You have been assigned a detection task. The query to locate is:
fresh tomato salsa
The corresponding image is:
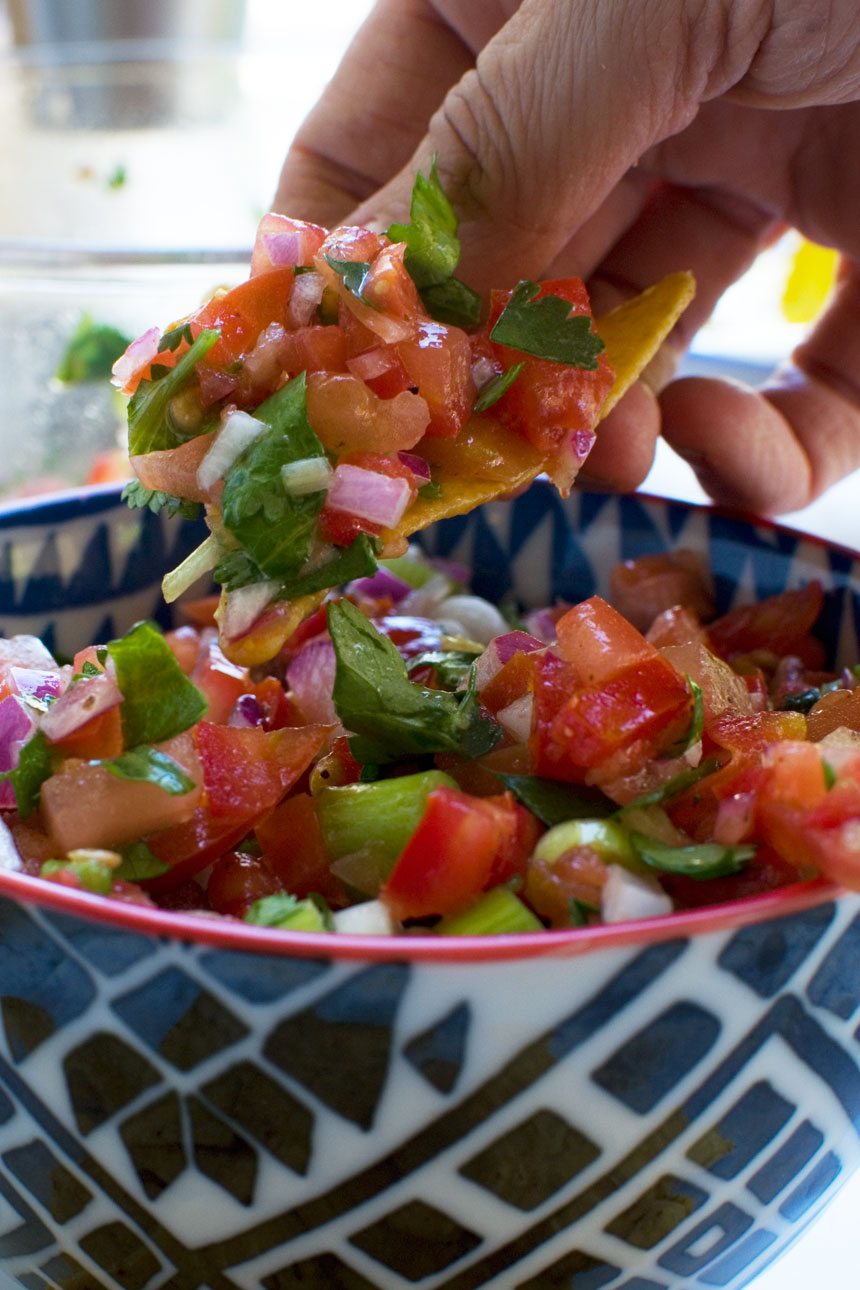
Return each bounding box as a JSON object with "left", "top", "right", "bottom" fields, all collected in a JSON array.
[
  {"left": 0, "top": 547, "right": 856, "bottom": 937},
  {"left": 111, "top": 162, "right": 693, "bottom": 668}
]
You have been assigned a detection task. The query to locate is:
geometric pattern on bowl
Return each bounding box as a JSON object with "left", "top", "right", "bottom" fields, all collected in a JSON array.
[
  {"left": 0, "top": 893, "right": 858, "bottom": 1289},
  {"left": 0, "top": 481, "right": 858, "bottom": 1288}
]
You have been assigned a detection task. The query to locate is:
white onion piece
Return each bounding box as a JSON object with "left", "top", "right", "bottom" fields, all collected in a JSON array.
[
  {"left": 326, "top": 464, "right": 412, "bottom": 528},
  {"left": 41, "top": 673, "right": 123, "bottom": 744},
  {"left": 286, "top": 638, "right": 337, "bottom": 724},
  {"left": 281, "top": 457, "right": 333, "bottom": 497},
  {"left": 111, "top": 326, "right": 160, "bottom": 389},
  {"left": 197, "top": 410, "right": 266, "bottom": 491},
  {"left": 347, "top": 347, "right": 397, "bottom": 381},
  {"left": 471, "top": 355, "right": 498, "bottom": 390},
  {"left": 0, "top": 635, "right": 59, "bottom": 670},
  {"left": 713, "top": 791, "right": 756, "bottom": 846},
  {"left": 400, "top": 573, "right": 454, "bottom": 617},
  {"left": 0, "top": 815, "right": 21, "bottom": 871},
  {"left": 601, "top": 865, "right": 673, "bottom": 924},
  {"left": 496, "top": 693, "right": 534, "bottom": 743},
  {"left": 333, "top": 899, "right": 398, "bottom": 936},
  {"left": 287, "top": 272, "right": 326, "bottom": 326},
  {"left": 220, "top": 581, "right": 276, "bottom": 642},
  {"left": 434, "top": 595, "right": 511, "bottom": 646}
]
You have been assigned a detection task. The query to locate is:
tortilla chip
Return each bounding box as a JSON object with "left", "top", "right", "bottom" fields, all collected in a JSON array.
[{"left": 220, "top": 271, "right": 695, "bottom": 665}]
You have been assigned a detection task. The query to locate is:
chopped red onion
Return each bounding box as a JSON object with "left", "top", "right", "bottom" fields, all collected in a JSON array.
[
  {"left": 10, "top": 667, "right": 63, "bottom": 709},
  {"left": 262, "top": 230, "right": 303, "bottom": 266},
  {"left": 41, "top": 673, "right": 123, "bottom": 744},
  {"left": 287, "top": 272, "right": 325, "bottom": 326},
  {"left": 0, "top": 695, "right": 35, "bottom": 809},
  {"left": 396, "top": 452, "right": 431, "bottom": 483},
  {"left": 428, "top": 556, "right": 471, "bottom": 585},
  {"left": 474, "top": 631, "right": 544, "bottom": 691},
  {"left": 227, "top": 694, "right": 266, "bottom": 728},
  {"left": 496, "top": 692, "right": 534, "bottom": 743},
  {"left": 523, "top": 607, "right": 560, "bottom": 644},
  {"left": 326, "top": 464, "right": 412, "bottom": 528},
  {"left": 286, "top": 638, "right": 337, "bottom": 724},
  {"left": 111, "top": 326, "right": 160, "bottom": 389},
  {"left": 713, "top": 791, "right": 756, "bottom": 846},
  {"left": 348, "top": 568, "right": 413, "bottom": 604}
]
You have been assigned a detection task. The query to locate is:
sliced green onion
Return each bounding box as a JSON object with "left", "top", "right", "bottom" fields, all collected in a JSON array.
[
  {"left": 436, "top": 887, "right": 543, "bottom": 936},
  {"left": 533, "top": 817, "right": 636, "bottom": 866},
  {"left": 161, "top": 533, "right": 222, "bottom": 603},
  {"left": 244, "top": 893, "right": 329, "bottom": 931},
  {"left": 281, "top": 456, "right": 334, "bottom": 497},
  {"left": 316, "top": 770, "right": 457, "bottom": 868}
]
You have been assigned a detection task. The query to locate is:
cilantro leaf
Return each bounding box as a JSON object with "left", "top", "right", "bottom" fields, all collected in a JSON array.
[
  {"left": 219, "top": 373, "right": 328, "bottom": 586},
  {"left": 323, "top": 255, "right": 373, "bottom": 302},
  {"left": 114, "top": 840, "right": 170, "bottom": 882},
  {"left": 121, "top": 479, "right": 200, "bottom": 520},
  {"left": 626, "top": 755, "right": 723, "bottom": 808},
  {"left": 490, "top": 280, "right": 605, "bottom": 367},
  {"left": 55, "top": 314, "right": 132, "bottom": 383},
  {"left": 387, "top": 157, "right": 460, "bottom": 290},
  {"left": 108, "top": 621, "right": 206, "bottom": 748},
  {"left": 328, "top": 598, "right": 500, "bottom": 765},
  {"left": 473, "top": 363, "right": 524, "bottom": 412},
  {"left": 99, "top": 746, "right": 196, "bottom": 795},
  {"left": 419, "top": 277, "right": 482, "bottom": 327},
  {"left": 0, "top": 731, "right": 53, "bottom": 818},
  {"left": 127, "top": 327, "right": 220, "bottom": 457},
  {"left": 498, "top": 773, "right": 615, "bottom": 826},
  {"left": 405, "top": 650, "right": 481, "bottom": 690},
  {"left": 630, "top": 832, "right": 756, "bottom": 880}
]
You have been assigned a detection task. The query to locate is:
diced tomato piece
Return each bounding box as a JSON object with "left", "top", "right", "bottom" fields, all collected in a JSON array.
[
  {"left": 555, "top": 596, "right": 656, "bottom": 684},
  {"left": 179, "top": 596, "right": 220, "bottom": 629},
  {"left": 250, "top": 214, "right": 328, "bottom": 276},
  {"left": 145, "top": 810, "right": 259, "bottom": 891},
  {"left": 486, "top": 278, "right": 615, "bottom": 462},
  {"left": 195, "top": 721, "right": 329, "bottom": 818},
  {"left": 193, "top": 266, "right": 297, "bottom": 368},
  {"left": 661, "top": 849, "right": 801, "bottom": 910},
  {"left": 381, "top": 785, "right": 511, "bottom": 921},
  {"left": 307, "top": 372, "right": 429, "bottom": 455},
  {"left": 479, "top": 649, "right": 537, "bottom": 714},
  {"left": 524, "top": 845, "right": 609, "bottom": 928},
  {"left": 48, "top": 704, "right": 124, "bottom": 761},
  {"left": 192, "top": 638, "right": 254, "bottom": 724},
  {"left": 707, "top": 582, "right": 825, "bottom": 667},
  {"left": 484, "top": 793, "right": 543, "bottom": 887},
  {"left": 165, "top": 626, "right": 202, "bottom": 675},
  {"left": 370, "top": 613, "right": 444, "bottom": 660},
  {"left": 130, "top": 432, "right": 217, "bottom": 504},
  {"left": 207, "top": 850, "right": 283, "bottom": 917},
  {"left": 277, "top": 324, "right": 348, "bottom": 376},
  {"left": 395, "top": 320, "right": 475, "bottom": 437},
  {"left": 255, "top": 792, "right": 347, "bottom": 906},
  {"left": 609, "top": 550, "right": 715, "bottom": 633}
]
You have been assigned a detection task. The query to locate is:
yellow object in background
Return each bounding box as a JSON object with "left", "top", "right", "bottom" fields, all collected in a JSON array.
[{"left": 782, "top": 238, "right": 839, "bottom": 323}]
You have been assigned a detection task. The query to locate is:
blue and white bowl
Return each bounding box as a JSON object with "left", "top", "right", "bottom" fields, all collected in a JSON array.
[{"left": 0, "top": 481, "right": 857, "bottom": 1290}]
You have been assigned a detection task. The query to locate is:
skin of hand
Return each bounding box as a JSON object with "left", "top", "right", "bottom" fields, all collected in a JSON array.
[{"left": 273, "top": 0, "right": 860, "bottom": 515}]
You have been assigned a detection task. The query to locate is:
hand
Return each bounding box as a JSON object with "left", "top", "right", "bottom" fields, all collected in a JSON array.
[{"left": 274, "top": 0, "right": 860, "bottom": 514}]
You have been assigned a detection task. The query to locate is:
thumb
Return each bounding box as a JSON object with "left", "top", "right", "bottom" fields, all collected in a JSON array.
[{"left": 348, "top": 0, "right": 770, "bottom": 293}]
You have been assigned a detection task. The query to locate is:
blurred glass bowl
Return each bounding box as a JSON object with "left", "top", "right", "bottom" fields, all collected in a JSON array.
[{"left": 0, "top": 248, "right": 247, "bottom": 505}]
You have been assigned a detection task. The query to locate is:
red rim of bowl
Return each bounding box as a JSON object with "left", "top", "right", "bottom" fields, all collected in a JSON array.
[{"left": 0, "top": 866, "right": 843, "bottom": 963}]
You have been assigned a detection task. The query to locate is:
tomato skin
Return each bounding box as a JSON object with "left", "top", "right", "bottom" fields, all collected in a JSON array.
[
  {"left": 555, "top": 596, "right": 655, "bottom": 684},
  {"left": 381, "top": 785, "right": 509, "bottom": 921},
  {"left": 255, "top": 792, "right": 347, "bottom": 906},
  {"left": 395, "top": 320, "right": 475, "bottom": 438},
  {"left": 207, "top": 850, "right": 282, "bottom": 917},
  {"left": 707, "top": 582, "right": 825, "bottom": 667},
  {"left": 277, "top": 325, "right": 348, "bottom": 376},
  {"left": 195, "top": 722, "right": 330, "bottom": 818},
  {"left": 48, "top": 705, "right": 124, "bottom": 761},
  {"left": 486, "top": 278, "right": 614, "bottom": 458},
  {"left": 192, "top": 638, "right": 254, "bottom": 724},
  {"left": 193, "top": 266, "right": 297, "bottom": 368}
]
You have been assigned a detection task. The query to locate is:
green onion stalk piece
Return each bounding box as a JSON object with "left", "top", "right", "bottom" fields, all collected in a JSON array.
[
  {"left": 533, "top": 817, "right": 637, "bottom": 867},
  {"left": 436, "top": 886, "right": 543, "bottom": 936},
  {"left": 244, "top": 893, "right": 329, "bottom": 931},
  {"left": 315, "top": 770, "right": 457, "bottom": 868}
]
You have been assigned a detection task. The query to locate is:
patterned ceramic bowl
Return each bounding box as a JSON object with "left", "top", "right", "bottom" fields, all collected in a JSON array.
[{"left": 0, "top": 482, "right": 858, "bottom": 1290}]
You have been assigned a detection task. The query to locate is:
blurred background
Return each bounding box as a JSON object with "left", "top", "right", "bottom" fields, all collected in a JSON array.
[{"left": 0, "top": 4, "right": 857, "bottom": 1289}]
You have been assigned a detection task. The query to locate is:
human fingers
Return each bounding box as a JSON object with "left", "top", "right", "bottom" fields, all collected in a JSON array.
[
  {"left": 659, "top": 263, "right": 860, "bottom": 513},
  {"left": 346, "top": 0, "right": 773, "bottom": 294},
  {"left": 273, "top": 0, "right": 483, "bottom": 226}
]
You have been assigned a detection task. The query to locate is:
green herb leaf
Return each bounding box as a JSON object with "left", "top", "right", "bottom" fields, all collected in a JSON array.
[
  {"left": 121, "top": 479, "right": 200, "bottom": 520},
  {"left": 0, "top": 731, "right": 53, "bottom": 818},
  {"left": 498, "top": 773, "right": 615, "bottom": 826},
  {"left": 328, "top": 598, "right": 500, "bottom": 765},
  {"left": 387, "top": 157, "right": 460, "bottom": 290},
  {"left": 55, "top": 314, "right": 132, "bottom": 383},
  {"left": 473, "top": 363, "right": 524, "bottom": 412},
  {"left": 277, "top": 533, "right": 381, "bottom": 600},
  {"left": 419, "top": 277, "right": 482, "bottom": 327},
  {"left": 219, "top": 373, "right": 328, "bottom": 587},
  {"left": 406, "top": 650, "right": 481, "bottom": 691},
  {"left": 127, "top": 327, "right": 220, "bottom": 456},
  {"left": 323, "top": 255, "right": 373, "bottom": 301},
  {"left": 108, "top": 621, "right": 206, "bottom": 748},
  {"left": 418, "top": 480, "right": 443, "bottom": 500},
  {"left": 665, "top": 676, "right": 704, "bottom": 757},
  {"left": 114, "top": 840, "right": 170, "bottom": 881},
  {"left": 630, "top": 832, "right": 756, "bottom": 880},
  {"left": 107, "top": 162, "right": 127, "bottom": 190},
  {"left": 490, "top": 280, "right": 605, "bottom": 367},
  {"left": 98, "top": 746, "right": 196, "bottom": 795}
]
